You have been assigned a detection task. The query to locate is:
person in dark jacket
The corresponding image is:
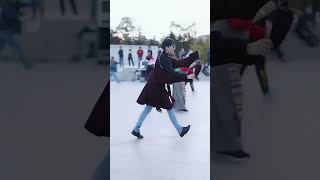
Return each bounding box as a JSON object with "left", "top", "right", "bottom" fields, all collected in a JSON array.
[
  {"left": 211, "top": 0, "right": 291, "bottom": 159},
  {"left": 128, "top": 48, "right": 134, "bottom": 66},
  {"left": 118, "top": 46, "right": 124, "bottom": 68},
  {"left": 131, "top": 38, "right": 200, "bottom": 139}
]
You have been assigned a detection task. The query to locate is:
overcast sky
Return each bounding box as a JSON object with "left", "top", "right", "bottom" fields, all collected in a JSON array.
[{"left": 111, "top": 0, "right": 210, "bottom": 40}]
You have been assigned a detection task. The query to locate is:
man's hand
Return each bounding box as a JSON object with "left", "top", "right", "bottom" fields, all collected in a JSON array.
[
  {"left": 246, "top": 39, "right": 274, "bottom": 56},
  {"left": 189, "top": 60, "right": 200, "bottom": 68},
  {"left": 187, "top": 73, "right": 196, "bottom": 79},
  {"left": 252, "top": 0, "right": 277, "bottom": 23}
]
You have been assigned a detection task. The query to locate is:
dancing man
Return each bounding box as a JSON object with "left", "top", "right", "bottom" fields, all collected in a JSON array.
[{"left": 131, "top": 38, "right": 201, "bottom": 138}]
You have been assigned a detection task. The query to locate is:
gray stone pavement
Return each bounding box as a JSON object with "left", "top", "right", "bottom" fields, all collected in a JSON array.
[
  {"left": 213, "top": 57, "right": 320, "bottom": 179},
  {"left": 110, "top": 81, "right": 210, "bottom": 180}
]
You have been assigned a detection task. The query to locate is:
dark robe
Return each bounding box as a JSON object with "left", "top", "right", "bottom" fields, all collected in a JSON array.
[
  {"left": 137, "top": 51, "right": 199, "bottom": 111},
  {"left": 85, "top": 82, "right": 109, "bottom": 137}
]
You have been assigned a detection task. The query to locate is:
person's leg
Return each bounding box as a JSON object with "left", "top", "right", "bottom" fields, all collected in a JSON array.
[
  {"left": 0, "top": 33, "right": 7, "bottom": 51},
  {"left": 59, "top": 0, "right": 65, "bottom": 15},
  {"left": 212, "top": 65, "right": 243, "bottom": 152},
  {"left": 255, "top": 58, "right": 269, "bottom": 94},
  {"left": 189, "top": 79, "right": 194, "bottom": 91},
  {"left": 173, "top": 83, "right": 182, "bottom": 110},
  {"left": 228, "top": 64, "right": 243, "bottom": 122},
  {"left": 133, "top": 105, "right": 153, "bottom": 132},
  {"left": 166, "top": 109, "right": 182, "bottom": 134},
  {"left": 128, "top": 57, "right": 131, "bottom": 66},
  {"left": 39, "top": 0, "right": 45, "bottom": 16},
  {"left": 174, "top": 82, "right": 186, "bottom": 110},
  {"left": 274, "top": 48, "right": 284, "bottom": 59},
  {"left": 5, "top": 32, "right": 33, "bottom": 69},
  {"left": 92, "top": 155, "right": 108, "bottom": 180},
  {"left": 90, "top": 0, "right": 98, "bottom": 19},
  {"left": 138, "top": 57, "right": 141, "bottom": 69},
  {"left": 110, "top": 71, "right": 120, "bottom": 83},
  {"left": 115, "top": 73, "right": 120, "bottom": 83},
  {"left": 70, "top": 0, "right": 78, "bottom": 15},
  {"left": 119, "top": 57, "right": 123, "bottom": 68},
  {"left": 131, "top": 57, "right": 134, "bottom": 66},
  {"left": 110, "top": 72, "right": 114, "bottom": 81},
  {"left": 182, "top": 82, "right": 186, "bottom": 108},
  {"left": 121, "top": 57, "right": 124, "bottom": 67},
  {"left": 0, "top": 34, "right": 8, "bottom": 60},
  {"left": 240, "top": 65, "right": 247, "bottom": 76}
]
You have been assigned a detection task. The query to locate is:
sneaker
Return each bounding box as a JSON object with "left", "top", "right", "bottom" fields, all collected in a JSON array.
[
  {"left": 216, "top": 150, "right": 250, "bottom": 159},
  {"left": 179, "top": 125, "right": 191, "bottom": 137},
  {"left": 131, "top": 130, "right": 143, "bottom": 139}
]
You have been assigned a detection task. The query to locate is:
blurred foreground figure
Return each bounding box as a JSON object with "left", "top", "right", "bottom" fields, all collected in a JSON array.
[
  {"left": 212, "top": 0, "right": 292, "bottom": 159},
  {"left": 0, "top": 0, "right": 34, "bottom": 69}
]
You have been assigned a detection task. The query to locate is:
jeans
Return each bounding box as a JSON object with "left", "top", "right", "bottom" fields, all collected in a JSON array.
[
  {"left": 0, "top": 31, "right": 32, "bottom": 69},
  {"left": 133, "top": 105, "right": 182, "bottom": 134},
  {"left": 110, "top": 71, "right": 120, "bottom": 83}
]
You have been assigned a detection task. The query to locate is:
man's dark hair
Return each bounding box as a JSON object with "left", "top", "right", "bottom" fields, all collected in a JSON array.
[{"left": 161, "top": 38, "right": 175, "bottom": 50}]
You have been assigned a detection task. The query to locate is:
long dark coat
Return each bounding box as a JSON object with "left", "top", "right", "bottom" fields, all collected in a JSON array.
[
  {"left": 137, "top": 51, "right": 200, "bottom": 111},
  {"left": 85, "top": 82, "right": 109, "bottom": 137}
]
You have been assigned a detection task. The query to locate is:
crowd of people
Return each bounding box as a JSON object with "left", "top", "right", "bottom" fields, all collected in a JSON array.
[
  {"left": 116, "top": 45, "right": 161, "bottom": 68},
  {"left": 110, "top": 45, "right": 159, "bottom": 83}
]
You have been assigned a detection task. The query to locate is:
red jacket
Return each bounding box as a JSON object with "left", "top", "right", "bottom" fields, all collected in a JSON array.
[
  {"left": 137, "top": 49, "right": 144, "bottom": 57},
  {"left": 228, "top": 18, "right": 266, "bottom": 41}
]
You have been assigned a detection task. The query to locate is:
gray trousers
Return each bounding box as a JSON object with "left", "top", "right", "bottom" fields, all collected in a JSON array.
[
  {"left": 173, "top": 82, "right": 186, "bottom": 110},
  {"left": 212, "top": 65, "right": 242, "bottom": 152}
]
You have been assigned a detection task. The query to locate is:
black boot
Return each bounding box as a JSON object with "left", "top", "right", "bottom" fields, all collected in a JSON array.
[
  {"left": 216, "top": 150, "right": 250, "bottom": 159},
  {"left": 131, "top": 130, "right": 143, "bottom": 139},
  {"left": 179, "top": 125, "right": 191, "bottom": 137}
]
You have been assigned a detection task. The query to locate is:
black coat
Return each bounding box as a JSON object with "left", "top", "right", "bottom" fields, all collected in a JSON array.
[
  {"left": 85, "top": 82, "right": 109, "bottom": 137},
  {"left": 137, "top": 51, "right": 199, "bottom": 111}
]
